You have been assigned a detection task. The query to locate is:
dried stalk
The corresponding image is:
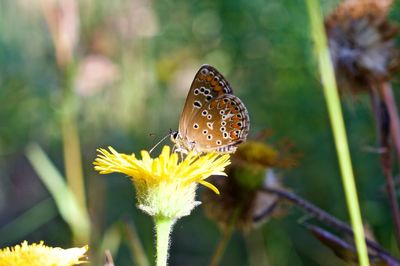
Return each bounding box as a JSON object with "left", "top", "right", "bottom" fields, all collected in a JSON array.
[{"left": 259, "top": 186, "right": 400, "bottom": 265}]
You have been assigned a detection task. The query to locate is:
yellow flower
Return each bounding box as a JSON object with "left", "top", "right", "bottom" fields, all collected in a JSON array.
[
  {"left": 0, "top": 241, "right": 88, "bottom": 266},
  {"left": 94, "top": 145, "right": 230, "bottom": 219}
]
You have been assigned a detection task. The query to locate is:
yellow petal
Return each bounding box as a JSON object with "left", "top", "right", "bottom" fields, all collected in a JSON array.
[{"left": 199, "top": 180, "right": 220, "bottom": 195}]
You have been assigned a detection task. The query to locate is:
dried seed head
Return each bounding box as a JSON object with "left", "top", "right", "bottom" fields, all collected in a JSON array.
[
  {"left": 325, "top": 0, "right": 400, "bottom": 93},
  {"left": 202, "top": 140, "right": 295, "bottom": 231}
]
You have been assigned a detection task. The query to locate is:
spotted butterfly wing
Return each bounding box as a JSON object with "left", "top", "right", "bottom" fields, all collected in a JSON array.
[{"left": 174, "top": 64, "right": 250, "bottom": 154}]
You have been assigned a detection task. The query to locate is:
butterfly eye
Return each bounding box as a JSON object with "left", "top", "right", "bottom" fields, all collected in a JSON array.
[
  {"left": 203, "top": 130, "right": 208, "bottom": 135},
  {"left": 194, "top": 89, "right": 200, "bottom": 95},
  {"left": 223, "top": 132, "right": 229, "bottom": 139},
  {"left": 200, "top": 87, "right": 205, "bottom": 93},
  {"left": 207, "top": 114, "right": 212, "bottom": 120},
  {"left": 206, "top": 95, "right": 212, "bottom": 101},
  {"left": 207, "top": 135, "right": 213, "bottom": 140},
  {"left": 220, "top": 127, "right": 226, "bottom": 132},
  {"left": 219, "top": 110, "right": 225, "bottom": 115},
  {"left": 221, "top": 121, "right": 226, "bottom": 126},
  {"left": 216, "top": 140, "right": 222, "bottom": 145},
  {"left": 193, "top": 123, "right": 199, "bottom": 129},
  {"left": 202, "top": 110, "right": 208, "bottom": 116},
  {"left": 171, "top": 131, "right": 179, "bottom": 140},
  {"left": 223, "top": 98, "right": 229, "bottom": 103}
]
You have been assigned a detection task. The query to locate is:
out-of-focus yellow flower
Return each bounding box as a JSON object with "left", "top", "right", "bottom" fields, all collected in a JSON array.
[
  {"left": 94, "top": 145, "right": 230, "bottom": 219},
  {"left": 231, "top": 140, "right": 299, "bottom": 190},
  {"left": 0, "top": 241, "right": 88, "bottom": 266},
  {"left": 203, "top": 140, "right": 298, "bottom": 230}
]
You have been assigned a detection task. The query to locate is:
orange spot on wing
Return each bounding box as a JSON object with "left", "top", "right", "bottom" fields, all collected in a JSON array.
[
  {"left": 213, "top": 84, "right": 222, "bottom": 91},
  {"left": 231, "top": 116, "right": 240, "bottom": 121},
  {"left": 232, "top": 123, "right": 241, "bottom": 129},
  {"left": 210, "top": 101, "right": 218, "bottom": 108},
  {"left": 230, "top": 131, "right": 239, "bottom": 140},
  {"left": 219, "top": 102, "right": 227, "bottom": 108}
]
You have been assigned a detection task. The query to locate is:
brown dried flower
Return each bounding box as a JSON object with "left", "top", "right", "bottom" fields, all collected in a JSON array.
[
  {"left": 202, "top": 140, "right": 298, "bottom": 231},
  {"left": 325, "top": 0, "right": 399, "bottom": 93}
]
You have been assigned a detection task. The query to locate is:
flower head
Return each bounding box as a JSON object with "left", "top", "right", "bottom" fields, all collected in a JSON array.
[
  {"left": 94, "top": 145, "right": 230, "bottom": 219},
  {"left": 203, "top": 140, "right": 296, "bottom": 231},
  {"left": 0, "top": 241, "right": 88, "bottom": 266},
  {"left": 325, "top": 0, "right": 400, "bottom": 93}
]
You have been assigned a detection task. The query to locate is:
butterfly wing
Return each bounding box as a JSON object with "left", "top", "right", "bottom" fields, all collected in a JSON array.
[
  {"left": 178, "top": 65, "right": 250, "bottom": 153},
  {"left": 188, "top": 94, "right": 250, "bottom": 153},
  {"left": 178, "top": 64, "right": 233, "bottom": 136}
]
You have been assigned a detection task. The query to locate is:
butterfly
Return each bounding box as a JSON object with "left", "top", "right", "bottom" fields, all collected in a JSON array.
[{"left": 171, "top": 64, "right": 250, "bottom": 154}]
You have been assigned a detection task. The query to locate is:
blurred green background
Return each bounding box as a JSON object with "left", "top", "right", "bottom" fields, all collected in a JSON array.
[{"left": 1, "top": 0, "right": 399, "bottom": 265}]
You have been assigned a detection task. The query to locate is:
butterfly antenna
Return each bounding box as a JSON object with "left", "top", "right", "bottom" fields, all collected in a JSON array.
[{"left": 149, "top": 132, "right": 174, "bottom": 154}]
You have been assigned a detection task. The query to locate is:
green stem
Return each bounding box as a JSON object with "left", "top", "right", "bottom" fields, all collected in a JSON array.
[
  {"left": 305, "top": 1, "right": 370, "bottom": 266},
  {"left": 209, "top": 207, "right": 241, "bottom": 266},
  {"left": 155, "top": 216, "right": 175, "bottom": 266}
]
